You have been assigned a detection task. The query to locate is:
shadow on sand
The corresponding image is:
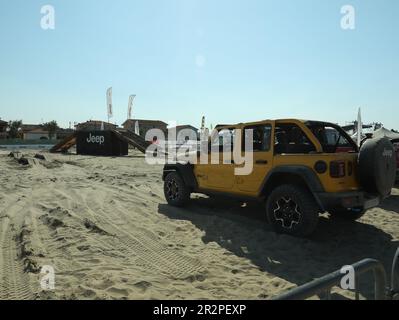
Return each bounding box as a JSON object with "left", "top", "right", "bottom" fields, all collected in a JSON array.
[
  {"left": 379, "top": 195, "right": 399, "bottom": 214},
  {"left": 158, "top": 195, "right": 399, "bottom": 300}
]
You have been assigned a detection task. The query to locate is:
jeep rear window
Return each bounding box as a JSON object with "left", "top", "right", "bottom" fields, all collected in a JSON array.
[{"left": 307, "top": 124, "right": 355, "bottom": 153}]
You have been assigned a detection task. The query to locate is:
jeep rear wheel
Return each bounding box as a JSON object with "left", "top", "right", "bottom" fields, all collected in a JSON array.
[
  {"left": 266, "top": 185, "right": 319, "bottom": 237},
  {"left": 164, "top": 172, "right": 190, "bottom": 207}
]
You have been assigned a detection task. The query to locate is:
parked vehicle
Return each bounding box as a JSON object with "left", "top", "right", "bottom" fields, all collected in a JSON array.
[{"left": 163, "top": 119, "right": 396, "bottom": 237}]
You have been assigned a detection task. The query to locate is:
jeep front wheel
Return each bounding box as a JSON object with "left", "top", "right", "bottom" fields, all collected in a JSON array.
[
  {"left": 164, "top": 172, "right": 190, "bottom": 207},
  {"left": 266, "top": 185, "right": 319, "bottom": 237}
]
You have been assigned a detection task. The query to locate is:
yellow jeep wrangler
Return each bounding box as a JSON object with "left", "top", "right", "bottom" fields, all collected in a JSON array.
[{"left": 163, "top": 119, "right": 396, "bottom": 237}]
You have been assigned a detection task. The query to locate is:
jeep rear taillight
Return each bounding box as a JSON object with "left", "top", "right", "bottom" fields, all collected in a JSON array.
[{"left": 330, "top": 161, "right": 346, "bottom": 178}]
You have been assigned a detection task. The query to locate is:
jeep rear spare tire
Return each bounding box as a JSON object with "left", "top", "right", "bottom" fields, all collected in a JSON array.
[
  {"left": 164, "top": 172, "right": 190, "bottom": 207},
  {"left": 358, "top": 137, "right": 396, "bottom": 197},
  {"left": 266, "top": 185, "right": 319, "bottom": 237}
]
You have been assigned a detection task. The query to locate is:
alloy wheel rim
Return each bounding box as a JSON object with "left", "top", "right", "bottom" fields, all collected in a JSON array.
[
  {"left": 166, "top": 179, "right": 180, "bottom": 201},
  {"left": 273, "top": 197, "right": 301, "bottom": 229}
]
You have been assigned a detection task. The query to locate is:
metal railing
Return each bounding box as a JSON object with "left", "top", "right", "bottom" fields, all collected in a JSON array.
[
  {"left": 274, "top": 248, "right": 399, "bottom": 300},
  {"left": 389, "top": 247, "right": 399, "bottom": 299}
]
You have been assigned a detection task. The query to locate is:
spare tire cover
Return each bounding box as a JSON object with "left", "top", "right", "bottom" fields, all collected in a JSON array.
[{"left": 358, "top": 137, "right": 396, "bottom": 197}]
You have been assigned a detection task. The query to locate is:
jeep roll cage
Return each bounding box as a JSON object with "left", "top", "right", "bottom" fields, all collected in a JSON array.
[{"left": 214, "top": 119, "right": 359, "bottom": 154}]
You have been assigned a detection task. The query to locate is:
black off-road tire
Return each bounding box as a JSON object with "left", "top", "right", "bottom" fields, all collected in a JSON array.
[
  {"left": 329, "top": 208, "right": 366, "bottom": 221},
  {"left": 164, "top": 172, "right": 190, "bottom": 207},
  {"left": 266, "top": 185, "right": 319, "bottom": 237}
]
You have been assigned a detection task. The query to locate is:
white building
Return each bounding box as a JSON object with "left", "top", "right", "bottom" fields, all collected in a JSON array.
[{"left": 23, "top": 129, "right": 56, "bottom": 140}]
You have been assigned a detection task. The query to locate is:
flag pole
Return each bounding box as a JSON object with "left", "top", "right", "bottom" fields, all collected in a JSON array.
[{"left": 357, "top": 107, "right": 362, "bottom": 147}]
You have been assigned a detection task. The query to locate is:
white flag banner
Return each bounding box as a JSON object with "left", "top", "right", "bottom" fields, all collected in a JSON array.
[
  {"left": 135, "top": 121, "right": 140, "bottom": 135},
  {"left": 107, "top": 87, "right": 113, "bottom": 119},
  {"left": 128, "top": 95, "right": 136, "bottom": 119}
]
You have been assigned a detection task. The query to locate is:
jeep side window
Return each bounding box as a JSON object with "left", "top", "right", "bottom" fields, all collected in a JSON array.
[
  {"left": 210, "top": 128, "right": 235, "bottom": 152},
  {"left": 274, "top": 124, "right": 316, "bottom": 154},
  {"left": 242, "top": 125, "right": 272, "bottom": 152}
]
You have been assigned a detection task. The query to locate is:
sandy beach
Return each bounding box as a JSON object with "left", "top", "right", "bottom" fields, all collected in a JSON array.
[{"left": 0, "top": 149, "right": 398, "bottom": 300}]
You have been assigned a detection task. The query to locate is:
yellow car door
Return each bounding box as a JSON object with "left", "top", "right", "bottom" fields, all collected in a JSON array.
[
  {"left": 235, "top": 122, "right": 274, "bottom": 195},
  {"left": 195, "top": 128, "right": 236, "bottom": 191}
]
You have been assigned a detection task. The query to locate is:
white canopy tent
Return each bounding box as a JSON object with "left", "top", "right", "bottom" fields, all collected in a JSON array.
[
  {"left": 372, "top": 128, "right": 399, "bottom": 141},
  {"left": 352, "top": 127, "right": 399, "bottom": 144}
]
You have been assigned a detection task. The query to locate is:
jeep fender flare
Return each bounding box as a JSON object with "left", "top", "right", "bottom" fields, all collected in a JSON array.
[
  {"left": 163, "top": 163, "right": 198, "bottom": 190},
  {"left": 259, "top": 166, "right": 325, "bottom": 211}
]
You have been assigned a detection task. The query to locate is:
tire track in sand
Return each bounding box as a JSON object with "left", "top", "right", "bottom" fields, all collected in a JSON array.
[
  {"left": 55, "top": 187, "right": 205, "bottom": 280},
  {"left": 0, "top": 218, "right": 34, "bottom": 300}
]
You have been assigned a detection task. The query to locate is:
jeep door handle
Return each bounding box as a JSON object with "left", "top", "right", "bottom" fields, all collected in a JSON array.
[{"left": 256, "top": 160, "right": 268, "bottom": 165}]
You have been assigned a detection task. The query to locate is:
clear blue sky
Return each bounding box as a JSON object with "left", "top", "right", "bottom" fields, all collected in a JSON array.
[{"left": 0, "top": 0, "right": 398, "bottom": 129}]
